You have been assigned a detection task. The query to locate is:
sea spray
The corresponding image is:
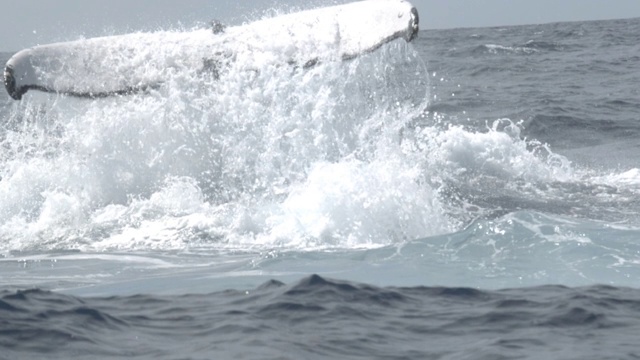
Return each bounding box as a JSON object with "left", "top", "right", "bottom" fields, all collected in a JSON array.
[{"left": 0, "top": 37, "right": 446, "bottom": 253}]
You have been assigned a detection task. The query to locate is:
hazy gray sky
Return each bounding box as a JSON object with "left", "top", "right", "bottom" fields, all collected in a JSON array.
[{"left": 2, "top": 0, "right": 640, "bottom": 51}]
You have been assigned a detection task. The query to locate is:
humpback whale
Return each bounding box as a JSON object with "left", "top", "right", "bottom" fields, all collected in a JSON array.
[{"left": 4, "top": 0, "right": 419, "bottom": 100}]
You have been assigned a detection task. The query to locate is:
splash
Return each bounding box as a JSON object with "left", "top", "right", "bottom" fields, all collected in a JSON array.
[
  {"left": 5, "top": 21, "right": 638, "bottom": 256},
  {"left": 0, "top": 27, "right": 457, "bottom": 253}
]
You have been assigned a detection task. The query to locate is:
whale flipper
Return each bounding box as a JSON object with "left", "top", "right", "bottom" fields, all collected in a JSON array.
[{"left": 4, "top": 0, "right": 419, "bottom": 100}]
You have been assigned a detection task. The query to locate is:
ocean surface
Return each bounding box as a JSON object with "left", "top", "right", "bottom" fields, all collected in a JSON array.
[{"left": 2, "top": 11, "right": 640, "bottom": 359}]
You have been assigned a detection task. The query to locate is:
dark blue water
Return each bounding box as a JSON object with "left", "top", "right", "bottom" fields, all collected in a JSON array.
[
  {"left": 3, "top": 275, "right": 640, "bottom": 359},
  {"left": 2, "top": 15, "right": 640, "bottom": 360},
  {"left": 424, "top": 17, "right": 640, "bottom": 168}
]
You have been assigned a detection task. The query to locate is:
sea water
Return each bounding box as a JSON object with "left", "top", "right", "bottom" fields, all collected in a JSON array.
[{"left": 1, "top": 14, "right": 640, "bottom": 360}]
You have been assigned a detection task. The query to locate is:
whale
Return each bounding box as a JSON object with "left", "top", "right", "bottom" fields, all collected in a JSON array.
[{"left": 4, "top": 0, "right": 419, "bottom": 100}]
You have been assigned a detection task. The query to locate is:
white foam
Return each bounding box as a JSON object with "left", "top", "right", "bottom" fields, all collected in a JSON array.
[
  {"left": 6, "top": 21, "right": 636, "bottom": 256},
  {"left": 416, "top": 120, "right": 575, "bottom": 184},
  {"left": 262, "top": 159, "right": 453, "bottom": 248},
  {"left": 0, "top": 30, "right": 438, "bottom": 254}
]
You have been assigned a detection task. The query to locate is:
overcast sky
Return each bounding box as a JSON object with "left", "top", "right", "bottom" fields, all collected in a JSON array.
[{"left": 2, "top": 0, "right": 640, "bottom": 51}]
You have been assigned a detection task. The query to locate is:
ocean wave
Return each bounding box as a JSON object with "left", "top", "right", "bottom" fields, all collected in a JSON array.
[
  {"left": 470, "top": 40, "right": 567, "bottom": 56},
  {"left": 473, "top": 43, "right": 539, "bottom": 55},
  {"left": 2, "top": 276, "right": 640, "bottom": 359}
]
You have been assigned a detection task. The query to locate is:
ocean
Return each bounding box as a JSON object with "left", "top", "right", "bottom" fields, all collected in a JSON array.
[{"left": 2, "top": 13, "right": 640, "bottom": 360}]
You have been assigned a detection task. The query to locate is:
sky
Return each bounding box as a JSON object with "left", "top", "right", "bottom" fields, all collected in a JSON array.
[{"left": 2, "top": 0, "right": 640, "bottom": 51}]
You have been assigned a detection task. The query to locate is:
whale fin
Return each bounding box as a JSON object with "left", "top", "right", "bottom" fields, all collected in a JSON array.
[{"left": 4, "top": 0, "right": 419, "bottom": 100}]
